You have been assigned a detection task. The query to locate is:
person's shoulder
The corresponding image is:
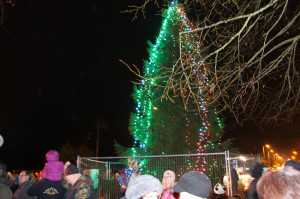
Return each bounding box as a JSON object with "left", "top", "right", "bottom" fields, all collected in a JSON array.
[
  {"left": 75, "top": 181, "right": 92, "bottom": 199},
  {"left": 79, "top": 175, "right": 93, "bottom": 184}
]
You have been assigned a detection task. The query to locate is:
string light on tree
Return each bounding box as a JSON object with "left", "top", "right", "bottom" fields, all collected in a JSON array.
[{"left": 121, "top": 1, "right": 224, "bottom": 175}]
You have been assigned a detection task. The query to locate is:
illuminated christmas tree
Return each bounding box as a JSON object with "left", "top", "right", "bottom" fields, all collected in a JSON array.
[{"left": 121, "top": 1, "right": 224, "bottom": 168}]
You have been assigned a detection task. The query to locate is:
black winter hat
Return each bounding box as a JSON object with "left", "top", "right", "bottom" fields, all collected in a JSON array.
[
  {"left": 284, "top": 160, "right": 300, "bottom": 170},
  {"left": 250, "top": 162, "right": 263, "bottom": 179},
  {"left": 173, "top": 171, "right": 212, "bottom": 198},
  {"left": 64, "top": 164, "right": 80, "bottom": 176}
]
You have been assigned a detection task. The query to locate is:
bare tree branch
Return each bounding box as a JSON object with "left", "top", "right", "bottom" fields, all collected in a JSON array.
[{"left": 122, "top": 0, "right": 300, "bottom": 127}]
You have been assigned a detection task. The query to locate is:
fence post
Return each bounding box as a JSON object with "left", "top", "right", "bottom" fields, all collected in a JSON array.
[
  {"left": 225, "top": 150, "right": 232, "bottom": 197},
  {"left": 77, "top": 155, "right": 80, "bottom": 168}
]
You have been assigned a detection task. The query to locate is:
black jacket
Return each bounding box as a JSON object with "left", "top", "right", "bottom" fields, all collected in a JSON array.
[
  {"left": 13, "top": 181, "right": 36, "bottom": 199},
  {"left": 27, "top": 179, "right": 66, "bottom": 199}
]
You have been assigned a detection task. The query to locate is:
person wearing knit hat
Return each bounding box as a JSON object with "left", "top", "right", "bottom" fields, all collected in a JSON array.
[
  {"left": 27, "top": 154, "right": 66, "bottom": 199},
  {"left": 41, "top": 150, "right": 65, "bottom": 181},
  {"left": 284, "top": 160, "right": 300, "bottom": 170},
  {"left": 173, "top": 171, "right": 212, "bottom": 199},
  {"left": 125, "top": 175, "right": 163, "bottom": 199},
  {"left": 63, "top": 161, "right": 95, "bottom": 199}
]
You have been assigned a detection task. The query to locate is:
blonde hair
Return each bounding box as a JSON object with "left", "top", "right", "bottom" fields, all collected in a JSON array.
[
  {"left": 257, "top": 167, "right": 300, "bottom": 199},
  {"left": 162, "top": 170, "right": 176, "bottom": 190},
  {"left": 128, "top": 157, "right": 139, "bottom": 171}
]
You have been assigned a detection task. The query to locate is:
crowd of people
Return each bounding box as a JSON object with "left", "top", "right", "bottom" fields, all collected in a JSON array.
[
  {"left": 0, "top": 150, "right": 95, "bottom": 199},
  {"left": 1, "top": 152, "right": 300, "bottom": 199}
]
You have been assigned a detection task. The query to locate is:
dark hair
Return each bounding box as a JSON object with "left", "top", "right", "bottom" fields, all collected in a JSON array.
[{"left": 21, "top": 170, "right": 33, "bottom": 182}]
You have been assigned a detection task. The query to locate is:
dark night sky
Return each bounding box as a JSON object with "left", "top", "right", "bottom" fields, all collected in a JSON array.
[{"left": 0, "top": 0, "right": 298, "bottom": 170}]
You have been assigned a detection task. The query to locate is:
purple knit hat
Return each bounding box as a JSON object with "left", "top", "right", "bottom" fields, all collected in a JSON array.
[
  {"left": 46, "top": 150, "right": 60, "bottom": 162},
  {"left": 42, "top": 150, "right": 65, "bottom": 181}
]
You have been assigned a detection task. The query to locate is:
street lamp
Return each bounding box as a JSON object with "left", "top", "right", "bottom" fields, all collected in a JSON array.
[
  {"left": 293, "top": 151, "right": 298, "bottom": 160},
  {"left": 263, "top": 144, "right": 270, "bottom": 160}
]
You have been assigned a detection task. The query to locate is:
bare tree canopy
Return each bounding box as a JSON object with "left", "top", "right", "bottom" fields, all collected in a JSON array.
[{"left": 122, "top": 0, "right": 300, "bottom": 127}]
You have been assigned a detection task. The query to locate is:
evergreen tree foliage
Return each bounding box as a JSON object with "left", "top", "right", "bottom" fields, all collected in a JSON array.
[{"left": 118, "top": 1, "right": 226, "bottom": 158}]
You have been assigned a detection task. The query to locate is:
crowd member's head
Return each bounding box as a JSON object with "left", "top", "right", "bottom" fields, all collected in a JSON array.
[
  {"left": 0, "top": 162, "right": 7, "bottom": 177},
  {"left": 250, "top": 162, "right": 263, "bottom": 179},
  {"left": 42, "top": 150, "right": 64, "bottom": 181},
  {"left": 162, "top": 170, "right": 176, "bottom": 189},
  {"left": 64, "top": 163, "right": 81, "bottom": 185},
  {"left": 125, "top": 174, "right": 163, "bottom": 199},
  {"left": 207, "top": 183, "right": 228, "bottom": 199},
  {"left": 7, "top": 171, "right": 13, "bottom": 180},
  {"left": 284, "top": 160, "right": 300, "bottom": 170},
  {"left": 257, "top": 166, "right": 300, "bottom": 199},
  {"left": 19, "top": 171, "right": 31, "bottom": 184},
  {"left": 173, "top": 171, "right": 212, "bottom": 199},
  {"left": 128, "top": 157, "right": 139, "bottom": 172}
]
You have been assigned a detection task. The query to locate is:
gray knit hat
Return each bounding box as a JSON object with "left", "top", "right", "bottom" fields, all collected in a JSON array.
[{"left": 125, "top": 175, "right": 163, "bottom": 199}]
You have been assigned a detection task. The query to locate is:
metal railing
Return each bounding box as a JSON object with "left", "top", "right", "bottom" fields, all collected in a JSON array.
[{"left": 77, "top": 151, "right": 260, "bottom": 199}]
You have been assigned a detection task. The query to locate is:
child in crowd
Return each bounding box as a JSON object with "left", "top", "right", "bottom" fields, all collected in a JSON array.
[
  {"left": 161, "top": 170, "right": 177, "bottom": 199},
  {"left": 41, "top": 150, "right": 64, "bottom": 181}
]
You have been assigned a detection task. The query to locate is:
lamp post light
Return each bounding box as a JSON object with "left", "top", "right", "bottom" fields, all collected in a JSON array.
[
  {"left": 293, "top": 151, "right": 298, "bottom": 160},
  {"left": 267, "top": 146, "right": 271, "bottom": 166},
  {"left": 291, "top": 156, "right": 296, "bottom": 160},
  {"left": 262, "top": 144, "right": 272, "bottom": 166},
  {"left": 270, "top": 150, "right": 274, "bottom": 166}
]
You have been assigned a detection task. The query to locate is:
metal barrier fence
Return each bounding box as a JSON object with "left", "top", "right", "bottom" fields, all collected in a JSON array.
[{"left": 78, "top": 151, "right": 236, "bottom": 199}]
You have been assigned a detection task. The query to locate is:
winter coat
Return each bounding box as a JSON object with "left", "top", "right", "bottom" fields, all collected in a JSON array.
[
  {"left": 42, "top": 150, "right": 65, "bottom": 181},
  {"left": 27, "top": 178, "right": 66, "bottom": 199},
  {"left": 63, "top": 175, "right": 95, "bottom": 199},
  {"left": 0, "top": 175, "right": 13, "bottom": 199},
  {"left": 118, "top": 167, "right": 137, "bottom": 186},
  {"left": 230, "top": 168, "right": 239, "bottom": 186},
  {"left": 247, "top": 162, "right": 263, "bottom": 199},
  {"left": 161, "top": 187, "right": 175, "bottom": 199},
  {"left": 247, "top": 178, "right": 259, "bottom": 199},
  {"left": 13, "top": 181, "right": 36, "bottom": 199}
]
